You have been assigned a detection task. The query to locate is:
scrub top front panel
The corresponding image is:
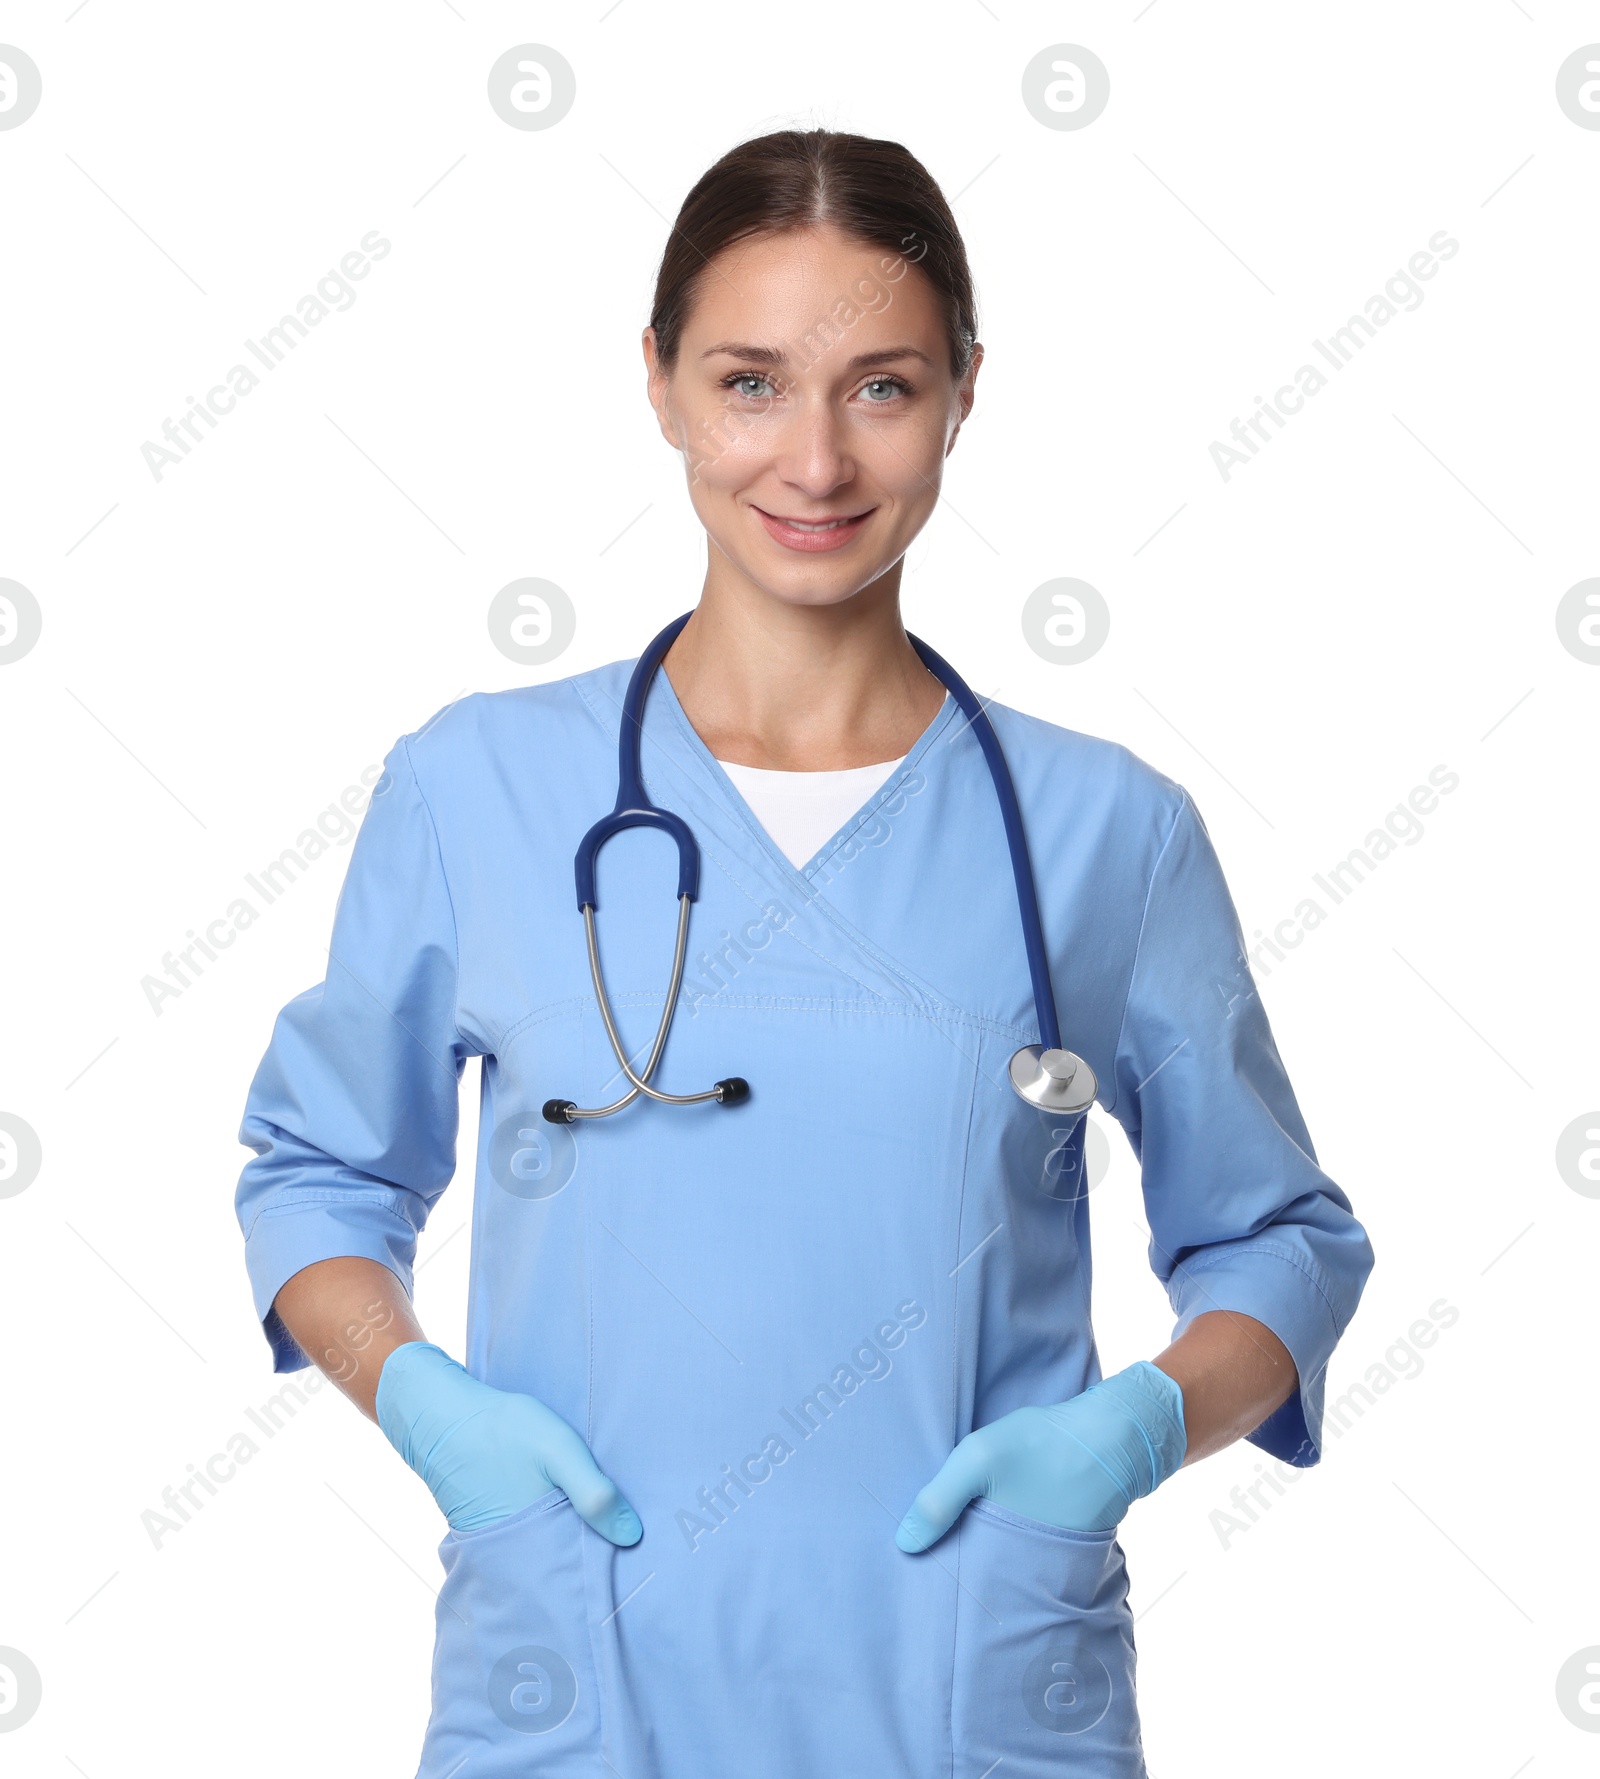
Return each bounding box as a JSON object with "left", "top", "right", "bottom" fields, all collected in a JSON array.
[{"left": 234, "top": 651, "right": 1376, "bottom": 1779}]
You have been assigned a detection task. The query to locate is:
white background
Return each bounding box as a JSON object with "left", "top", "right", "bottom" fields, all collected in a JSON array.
[{"left": 1, "top": 3, "right": 1596, "bottom": 1773}]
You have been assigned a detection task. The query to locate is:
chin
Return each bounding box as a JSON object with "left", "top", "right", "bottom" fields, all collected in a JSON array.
[{"left": 737, "top": 572, "right": 887, "bottom": 613}]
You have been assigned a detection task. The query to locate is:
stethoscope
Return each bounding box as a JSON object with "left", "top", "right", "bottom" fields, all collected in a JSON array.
[{"left": 541, "top": 612, "right": 1097, "bottom": 1125}]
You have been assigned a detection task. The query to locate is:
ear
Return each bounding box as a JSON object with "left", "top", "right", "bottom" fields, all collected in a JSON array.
[
  {"left": 642, "top": 327, "right": 683, "bottom": 450},
  {"left": 947, "top": 340, "right": 984, "bottom": 454}
]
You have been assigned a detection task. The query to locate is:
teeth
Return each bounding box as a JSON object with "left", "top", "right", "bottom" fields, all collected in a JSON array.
[{"left": 787, "top": 517, "right": 851, "bottom": 531}]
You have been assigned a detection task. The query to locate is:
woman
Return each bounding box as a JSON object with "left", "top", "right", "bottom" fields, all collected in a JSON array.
[{"left": 236, "top": 128, "right": 1374, "bottom": 1777}]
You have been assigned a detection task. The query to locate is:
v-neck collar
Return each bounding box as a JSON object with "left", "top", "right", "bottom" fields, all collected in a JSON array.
[
  {"left": 648, "top": 662, "right": 960, "bottom": 888},
  {"left": 567, "top": 647, "right": 992, "bottom": 1031}
]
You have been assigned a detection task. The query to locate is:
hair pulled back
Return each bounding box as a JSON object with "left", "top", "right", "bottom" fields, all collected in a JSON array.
[{"left": 649, "top": 128, "right": 978, "bottom": 381}]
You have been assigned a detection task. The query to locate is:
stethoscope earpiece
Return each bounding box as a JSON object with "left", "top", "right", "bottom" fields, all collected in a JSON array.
[{"left": 543, "top": 1077, "right": 747, "bottom": 1126}]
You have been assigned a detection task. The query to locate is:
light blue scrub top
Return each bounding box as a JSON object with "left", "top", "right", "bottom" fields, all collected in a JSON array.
[{"left": 235, "top": 649, "right": 1375, "bottom": 1778}]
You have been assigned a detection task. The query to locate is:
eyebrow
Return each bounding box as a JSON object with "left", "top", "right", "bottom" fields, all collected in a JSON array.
[{"left": 699, "top": 342, "right": 935, "bottom": 371}]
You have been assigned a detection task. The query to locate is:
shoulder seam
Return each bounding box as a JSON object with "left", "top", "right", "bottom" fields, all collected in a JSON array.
[
  {"left": 567, "top": 666, "right": 628, "bottom": 743},
  {"left": 1104, "top": 786, "right": 1191, "bottom": 1120}
]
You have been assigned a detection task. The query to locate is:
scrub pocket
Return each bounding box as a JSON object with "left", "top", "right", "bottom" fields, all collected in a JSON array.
[
  {"left": 414, "top": 1487, "right": 603, "bottom": 1778},
  {"left": 950, "top": 1497, "right": 1146, "bottom": 1778}
]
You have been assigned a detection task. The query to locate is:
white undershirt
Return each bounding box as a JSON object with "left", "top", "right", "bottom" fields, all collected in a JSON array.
[{"left": 716, "top": 756, "right": 907, "bottom": 869}]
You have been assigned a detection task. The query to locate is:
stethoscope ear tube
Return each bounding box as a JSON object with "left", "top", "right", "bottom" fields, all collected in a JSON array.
[
  {"left": 547, "top": 607, "right": 739, "bottom": 1121},
  {"left": 543, "top": 894, "right": 747, "bottom": 1122}
]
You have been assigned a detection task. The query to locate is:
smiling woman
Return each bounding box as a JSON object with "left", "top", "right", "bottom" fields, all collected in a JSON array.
[
  {"left": 635, "top": 132, "right": 984, "bottom": 770},
  {"left": 237, "top": 127, "right": 1374, "bottom": 1779}
]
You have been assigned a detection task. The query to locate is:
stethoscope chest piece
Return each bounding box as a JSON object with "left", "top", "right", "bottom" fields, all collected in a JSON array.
[{"left": 1009, "top": 1045, "right": 1097, "bottom": 1116}]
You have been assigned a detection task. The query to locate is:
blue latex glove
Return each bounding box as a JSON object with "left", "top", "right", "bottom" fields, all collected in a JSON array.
[
  {"left": 896, "top": 1360, "right": 1187, "bottom": 1552},
  {"left": 376, "top": 1341, "right": 643, "bottom": 1542}
]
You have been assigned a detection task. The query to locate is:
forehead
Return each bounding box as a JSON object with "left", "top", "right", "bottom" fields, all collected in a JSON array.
[{"left": 682, "top": 224, "right": 945, "bottom": 355}]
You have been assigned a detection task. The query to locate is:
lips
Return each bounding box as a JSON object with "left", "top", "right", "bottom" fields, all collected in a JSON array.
[{"left": 752, "top": 505, "right": 873, "bottom": 554}]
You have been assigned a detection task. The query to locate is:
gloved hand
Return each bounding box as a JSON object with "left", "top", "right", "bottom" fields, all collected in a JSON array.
[
  {"left": 376, "top": 1341, "right": 643, "bottom": 1543},
  {"left": 895, "top": 1359, "right": 1187, "bottom": 1552}
]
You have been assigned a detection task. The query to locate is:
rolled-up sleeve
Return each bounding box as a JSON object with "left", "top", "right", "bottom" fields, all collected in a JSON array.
[
  {"left": 234, "top": 732, "right": 469, "bottom": 1373},
  {"left": 1109, "top": 789, "right": 1375, "bottom": 1467}
]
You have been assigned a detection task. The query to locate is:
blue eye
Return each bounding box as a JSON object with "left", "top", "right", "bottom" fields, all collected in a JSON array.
[{"left": 718, "top": 370, "right": 915, "bottom": 403}]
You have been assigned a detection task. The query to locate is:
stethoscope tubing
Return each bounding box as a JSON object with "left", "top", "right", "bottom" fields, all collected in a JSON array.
[
  {"left": 904, "top": 634, "right": 1063, "bottom": 1056},
  {"left": 546, "top": 611, "right": 1075, "bottom": 1122}
]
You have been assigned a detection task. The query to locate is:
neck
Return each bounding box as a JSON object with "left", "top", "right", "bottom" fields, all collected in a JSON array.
[{"left": 661, "top": 582, "right": 945, "bottom": 770}]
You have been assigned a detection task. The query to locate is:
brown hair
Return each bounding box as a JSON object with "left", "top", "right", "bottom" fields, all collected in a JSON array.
[{"left": 649, "top": 128, "right": 979, "bottom": 381}]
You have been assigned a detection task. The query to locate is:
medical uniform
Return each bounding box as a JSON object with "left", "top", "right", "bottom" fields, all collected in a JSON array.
[{"left": 235, "top": 646, "right": 1375, "bottom": 1777}]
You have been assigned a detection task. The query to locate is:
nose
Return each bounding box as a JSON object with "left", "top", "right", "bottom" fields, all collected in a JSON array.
[{"left": 768, "top": 390, "right": 857, "bottom": 498}]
